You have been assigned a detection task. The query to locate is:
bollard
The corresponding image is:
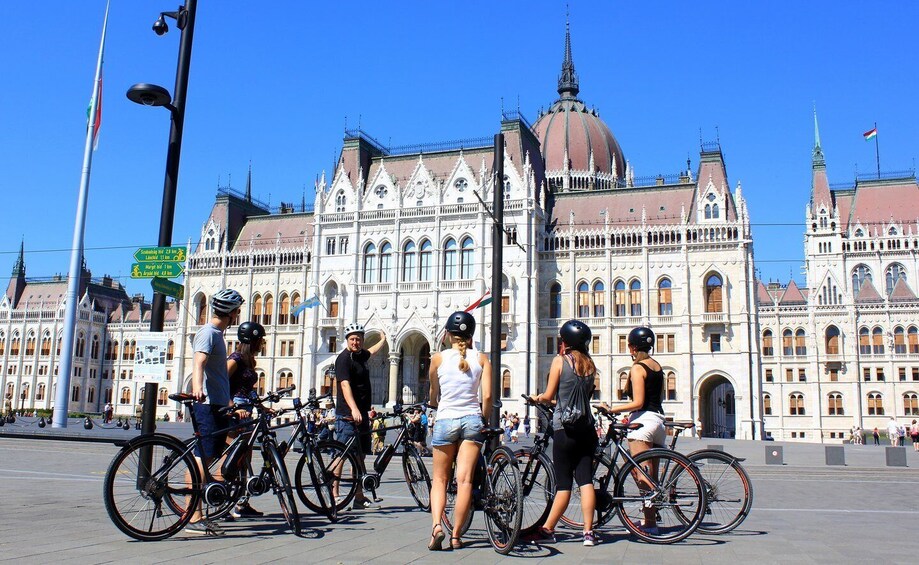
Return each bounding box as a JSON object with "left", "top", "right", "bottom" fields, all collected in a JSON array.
[
  {"left": 38, "top": 416, "right": 46, "bottom": 428},
  {"left": 885, "top": 446, "right": 907, "bottom": 467},
  {"left": 83, "top": 417, "right": 93, "bottom": 430},
  {"left": 825, "top": 445, "right": 846, "bottom": 466},
  {"left": 766, "top": 445, "right": 784, "bottom": 465}
]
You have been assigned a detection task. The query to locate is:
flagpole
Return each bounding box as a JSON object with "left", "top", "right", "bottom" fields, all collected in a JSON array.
[
  {"left": 53, "top": 1, "right": 109, "bottom": 428},
  {"left": 874, "top": 121, "right": 880, "bottom": 179}
]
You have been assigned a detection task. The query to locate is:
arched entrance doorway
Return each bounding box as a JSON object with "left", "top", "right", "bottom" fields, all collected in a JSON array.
[
  {"left": 398, "top": 332, "right": 431, "bottom": 404},
  {"left": 699, "top": 375, "right": 736, "bottom": 438}
]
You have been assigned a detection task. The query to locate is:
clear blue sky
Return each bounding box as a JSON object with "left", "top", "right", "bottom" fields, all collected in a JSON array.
[{"left": 2, "top": 1, "right": 917, "bottom": 298}]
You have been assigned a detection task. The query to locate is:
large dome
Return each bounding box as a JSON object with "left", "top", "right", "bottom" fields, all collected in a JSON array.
[{"left": 532, "top": 21, "right": 625, "bottom": 184}]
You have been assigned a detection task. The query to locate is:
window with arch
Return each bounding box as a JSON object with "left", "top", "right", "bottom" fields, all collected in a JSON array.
[
  {"left": 460, "top": 237, "right": 474, "bottom": 279},
  {"left": 658, "top": 278, "right": 673, "bottom": 315},
  {"left": 0, "top": 333, "right": 5, "bottom": 355},
  {"left": 91, "top": 335, "right": 100, "bottom": 359},
  {"left": 278, "top": 294, "right": 291, "bottom": 325},
  {"left": 195, "top": 293, "right": 208, "bottom": 325},
  {"left": 851, "top": 264, "right": 871, "bottom": 294},
  {"left": 279, "top": 370, "right": 294, "bottom": 389},
  {"left": 794, "top": 329, "right": 807, "bottom": 356},
  {"left": 593, "top": 281, "right": 605, "bottom": 317},
  {"left": 762, "top": 330, "right": 774, "bottom": 356},
  {"left": 867, "top": 392, "right": 884, "bottom": 415},
  {"left": 592, "top": 373, "right": 601, "bottom": 401},
  {"left": 291, "top": 293, "right": 302, "bottom": 322},
  {"left": 629, "top": 280, "right": 642, "bottom": 316},
  {"left": 763, "top": 393, "right": 772, "bottom": 415},
  {"left": 443, "top": 238, "right": 457, "bottom": 280},
  {"left": 120, "top": 387, "right": 131, "bottom": 405},
  {"left": 502, "top": 370, "right": 512, "bottom": 398},
  {"left": 75, "top": 332, "right": 85, "bottom": 358},
  {"left": 872, "top": 327, "right": 884, "bottom": 355},
  {"left": 886, "top": 263, "right": 906, "bottom": 295},
  {"left": 129, "top": 340, "right": 136, "bottom": 360},
  {"left": 549, "top": 283, "right": 562, "bottom": 318},
  {"left": 782, "top": 329, "right": 793, "bottom": 356},
  {"left": 858, "top": 327, "right": 871, "bottom": 355},
  {"left": 705, "top": 274, "right": 723, "bottom": 313},
  {"left": 379, "top": 242, "right": 393, "bottom": 282},
  {"left": 157, "top": 387, "right": 168, "bottom": 406},
  {"left": 894, "top": 326, "right": 906, "bottom": 354},
  {"left": 56, "top": 332, "right": 63, "bottom": 356},
  {"left": 909, "top": 326, "right": 919, "bottom": 354},
  {"left": 165, "top": 340, "right": 174, "bottom": 361},
  {"left": 419, "top": 239, "right": 433, "bottom": 281},
  {"left": 789, "top": 393, "right": 805, "bottom": 415},
  {"left": 904, "top": 393, "right": 919, "bottom": 416},
  {"left": 616, "top": 372, "right": 630, "bottom": 400},
  {"left": 614, "top": 280, "right": 627, "bottom": 317},
  {"left": 25, "top": 333, "right": 36, "bottom": 356},
  {"left": 503, "top": 175, "right": 511, "bottom": 201},
  {"left": 107, "top": 340, "right": 117, "bottom": 361},
  {"left": 257, "top": 372, "right": 267, "bottom": 396},
  {"left": 335, "top": 190, "right": 346, "bottom": 213},
  {"left": 402, "top": 241, "right": 417, "bottom": 282},
  {"left": 71, "top": 386, "right": 81, "bottom": 403},
  {"left": 261, "top": 294, "right": 274, "bottom": 325},
  {"left": 362, "top": 243, "right": 377, "bottom": 283},
  {"left": 666, "top": 371, "right": 677, "bottom": 401},
  {"left": 827, "top": 393, "right": 844, "bottom": 415},
  {"left": 577, "top": 282, "right": 590, "bottom": 318},
  {"left": 251, "top": 294, "right": 263, "bottom": 323},
  {"left": 825, "top": 325, "right": 840, "bottom": 355},
  {"left": 36, "top": 383, "right": 46, "bottom": 401}
]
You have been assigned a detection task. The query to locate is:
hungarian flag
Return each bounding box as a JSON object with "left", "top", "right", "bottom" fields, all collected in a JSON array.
[
  {"left": 863, "top": 127, "right": 877, "bottom": 141},
  {"left": 465, "top": 289, "right": 492, "bottom": 312},
  {"left": 86, "top": 69, "right": 103, "bottom": 150}
]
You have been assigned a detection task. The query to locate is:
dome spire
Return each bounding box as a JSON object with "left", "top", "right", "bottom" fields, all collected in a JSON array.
[
  {"left": 557, "top": 10, "right": 579, "bottom": 98},
  {"left": 812, "top": 104, "right": 825, "bottom": 168}
]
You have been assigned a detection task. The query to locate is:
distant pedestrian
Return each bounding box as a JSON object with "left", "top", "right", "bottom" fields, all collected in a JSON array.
[
  {"left": 910, "top": 420, "right": 919, "bottom": 452},
  {"left": 855, "top": 426, "right": 864, "bottom": 445},
  {"left": 523, "top": 415, "right": 531, "bottom": 438},
  {"left": 695, "top": 418, "right": 703, "bottom": 439},
  {"left": 887, "top": 418, "right": 900, "bottom": 446},
  {"left": 4, "top": 394, "right": 13, "bottom": 418},
  {"left": 898, "top": 425, "right": 906, "bottom": 447},
  {"left": 873, "top": 427, "right": 880, "bottom": 445}
]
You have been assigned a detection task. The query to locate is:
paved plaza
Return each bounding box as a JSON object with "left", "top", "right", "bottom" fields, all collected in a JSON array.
[{"left": 2, "top": 430, "right": 919, "bottom": 564}]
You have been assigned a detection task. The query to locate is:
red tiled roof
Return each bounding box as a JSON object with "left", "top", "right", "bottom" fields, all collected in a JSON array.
[
  {"left": 234, "top": 214, "right": 314, "bottom": 249},
  {"left": 779, "top": 280, "right": 807, "bottom": 304},
  {"left": 889, "top": 277, "right": 917, "bottom": 302},
  {"left": 847, "top": 179, "right": 919, "bottom": 231},
  {"left": 811, "top": 166, "right": 833, "bottom": 212},
  {"left": 693, "top": 154, "right": 738, "bottom": 222},
  {"left": 834, "top": 190, "right": 855, "bottom": 231},
  {"left": 533, "top": 98, "right": 625, "bottom": 178},
  {"left": 855, "top": 279, "right": 883, "bottom": 303},
  {"left": 550, "top": 184, "right": 694, "bottom": 227},
  {"left": 756, "top": 281, "right": 775, "bottom": 305},
  {"left": 12, "top": 281, "right": 68, "bottom": 306}
]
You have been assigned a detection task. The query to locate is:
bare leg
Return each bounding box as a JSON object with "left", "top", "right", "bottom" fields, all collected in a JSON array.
[
  {"left": 430, "top": 443, "right": 458, "bottom": 547},
  {"left": 541, "top": 490, "right": 572, "bottom": 532},
  {"left": 579, "top": 483, "right": 596, "bottom": 532},
  {"left": 451, "top": 440, "right": 480, "bottom": 544},
  {"left": 627, "top": 439, "right": 657, "bottom": 527}
]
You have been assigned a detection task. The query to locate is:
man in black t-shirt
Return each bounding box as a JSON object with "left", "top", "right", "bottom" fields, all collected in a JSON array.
[{"left": 334, "top": 322, "right": 387, "bottom": 509}]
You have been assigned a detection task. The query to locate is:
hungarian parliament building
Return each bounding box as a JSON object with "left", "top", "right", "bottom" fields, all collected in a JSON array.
[{"left": 2, "top": 28, "right": 918, "bottom": 443}]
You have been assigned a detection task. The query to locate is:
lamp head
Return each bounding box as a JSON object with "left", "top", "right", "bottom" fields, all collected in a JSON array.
[
  {"left": 152, "top": 14, "right": 169, "bottom": 36},
  {"left": 126, "top": 83, "right": 172, "bottom": 107}
]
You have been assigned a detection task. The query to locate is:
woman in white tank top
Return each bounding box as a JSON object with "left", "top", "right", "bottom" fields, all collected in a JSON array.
[{"left": 426, "top": 311, "right": 492, "bottom": 551}]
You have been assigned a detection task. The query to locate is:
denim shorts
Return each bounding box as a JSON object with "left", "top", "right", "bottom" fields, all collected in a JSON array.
[
  {"left": 432, "top": 413, "right": 485, "bottom": 446},
  {"left": 193, "top": 403, "right": 229, "bottom": 459},
  {"left": 336, "top": 415, "right": 371, "bottom": 456}
]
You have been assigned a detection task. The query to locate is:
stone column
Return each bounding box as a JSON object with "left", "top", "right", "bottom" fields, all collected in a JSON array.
[{"left": 388, "top": 354, "right": 400, "bottom": 407}]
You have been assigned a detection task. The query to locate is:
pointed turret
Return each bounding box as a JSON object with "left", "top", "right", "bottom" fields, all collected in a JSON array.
[
  {"left": 7, "top": 239, "right": 26, "bottom": 308},
  {"left": 245, "top": 162, "right": 252, "bottom": 202},
  {"left": 810, "top": 108, "right": 833, "bottom": 212},
  {"left": 557, "top": 16, "right": 579, "bottom": 98}
]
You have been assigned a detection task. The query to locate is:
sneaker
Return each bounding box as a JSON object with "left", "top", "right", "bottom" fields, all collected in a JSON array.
[
  {"left": 185, "top": 520, "right": 226, "bottom": 536},
  {"left": 637, "top": 524, "right": 660, "bottom": 536},
  {"left": 522, "top": 527, "right": 556, "bottom": 544},
  {"left": 232, "top": 504, "right": 264, "bottom": 518},
  {"left": 352, "top": 498, "right": 381, "bottom": 510},
  {"left": 583, "top": 530, "right": 598, "bottom": 546}
]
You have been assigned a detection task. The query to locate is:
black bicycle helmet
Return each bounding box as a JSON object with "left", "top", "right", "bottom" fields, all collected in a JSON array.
[
  {"left": 559, "top": 319, "right": 591, "bottom": 351},
  {"left": 628, "top": 326, "right": 655, "bottom": 352},
  {"left": 237, "top": 321, "right": 265, "bottom": 344},
  {"left": 444, "top": 311, "right": 476, "bottom": 339},
  {"left": 211, "top": 288, "right": 244, "bottom": 315}
]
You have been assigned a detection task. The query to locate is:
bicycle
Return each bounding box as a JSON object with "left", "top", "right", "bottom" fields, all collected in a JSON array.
[
  {"left": 316, "top": 403, "right": 432, "bottom": 513},
  {"left": 514, "top": 396, "right": 556, "bottom": 534},
  {"left": 440, "top": 426, "right": 524, "bottom": 555},
  {"left": 103, "top": 386, "right": 301, "bottom": 540}
]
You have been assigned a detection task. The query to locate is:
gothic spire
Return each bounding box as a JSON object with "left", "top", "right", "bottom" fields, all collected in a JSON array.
[
  {"left": 812, "top": 105, "right": 825, "bottom": 168},
  {"left": 245, "top": 161, "right": 252, "bottom": 202},
  {"left": 557, "top": 14, "right": 579, "bottom": 98},
  {"left": 12, "top": 239, "right": 24, "bottom": 276}
]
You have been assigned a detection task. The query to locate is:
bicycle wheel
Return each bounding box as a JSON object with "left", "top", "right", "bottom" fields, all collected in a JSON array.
[
  {"left": 294, "top": 443, "right": 337, "bottom": 521},
  {"left": 163, "top": 437, "right": 243, "bottom": 521},
  {"left": 402, "top": 445, "right": 432, "bottom": 511},
  {"left": 514, "top": 449, "right": 555, "bottom": 534},
  {"left": 613, "top": 448, "right": 706, "bottom": 544},
  {"left": 681, "top": 450, "right": 753, "bottom": 534},
  {"left": 103, "top": 434, "right": 200, "bottom": 541},
  {"left": 559, "top": 453, "right": 617, "bottom": 529},
  {"left": 484, "top": 446, "right": 523, "bottom": 555},
  {"left": 441, "top": 463, "right": 475, "bottom": 537},
  {"left": 297, "top": 440, "right": 359, "bottom": 512},
  {"left": 265, "top": 441, "right": 301, "bottom": 535}
]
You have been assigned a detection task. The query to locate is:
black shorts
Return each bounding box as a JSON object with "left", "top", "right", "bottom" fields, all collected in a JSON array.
[
  {"left": 336, "top": 415, "right": 371, "bottom": 456},
  {"left": 193, "top": 403, "right": 229, "bottom": 459},
  {"left": 552, "top": 425, "right": 598, "bottom": 491}
]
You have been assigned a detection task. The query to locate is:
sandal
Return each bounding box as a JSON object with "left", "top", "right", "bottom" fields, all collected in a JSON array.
[
  {"left": 428, "top": 525, "right": 445, "bottom": 551},
  {"left": 450, "top": 537, "right": 464, "bottom": 550}
]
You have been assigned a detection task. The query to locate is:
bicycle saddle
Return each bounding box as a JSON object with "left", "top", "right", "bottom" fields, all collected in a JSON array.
[
  {"left": 168, "top": 393, "right": 202, "bottom": 404},
  {"left": 664, "top": 421, "right": 695, "bottom": 429},
  {"left": 479, "top": 427, "right": 505, "bottom": 438}
]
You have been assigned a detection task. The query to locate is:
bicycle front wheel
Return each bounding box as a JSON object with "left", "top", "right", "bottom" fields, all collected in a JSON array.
[
  {"left": 296, "top": 440, "right": 359, "bottom": 512},
  {"left": 614, "top": 448, "right": 706, "bottom": 544},
  {"left": 402, "top": 445, "right": 432, "bottom": 511},
  {"left": 683, "top": 450, "right": 753, "bottom": 534},
  {"left": 103, "top": 434, "right": 200, "bottom": 541},
  {"left": 514, "top": 448, "right": 555, "bottom": 534},
  {"left": 484, "top": 446, "right": 523, "bottom": 555},
  {"left": 265, "top": 441, "right": 300, "bottom": 535},
  {"left": 294, "top": 443, "right": 337, "bottom": 522}
]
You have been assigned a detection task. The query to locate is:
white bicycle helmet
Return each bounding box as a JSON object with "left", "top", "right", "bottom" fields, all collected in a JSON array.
[
  {"left": 343, "top": 323, "right": 365, "bottom": 339},
  {"left": 211, "top": 288, "right": 244, "bottom": 315}
]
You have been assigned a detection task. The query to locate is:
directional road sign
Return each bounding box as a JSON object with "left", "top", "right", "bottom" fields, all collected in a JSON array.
[
  {"left": 134, "top": 246, "right": 186, "bottom": 263},
  {"left": 131, "top": 262, "right": 184, "bottom": 279},
  {"left": 151, "top": 277, "right": 185, "bottom": 300}
]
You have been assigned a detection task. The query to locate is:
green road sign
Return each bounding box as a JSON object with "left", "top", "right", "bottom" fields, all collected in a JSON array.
[
  {"left": 151, "top": 277, "right": 185, "bottom": 300},
  {"left": 131, "top": 262, "right": 183, "bottom": 279},
  {"left": 134, "top": 246, "right": 186, "bottom": 263}
]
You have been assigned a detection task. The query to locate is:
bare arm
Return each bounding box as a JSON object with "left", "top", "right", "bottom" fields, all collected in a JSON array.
[
  {"left": 367, "top": 331, "right": 387, "bottom": 356},
  {"left": 607, "top": 365, "right": 646, "bottom": 414},
  {"left": 532, "top": 355, "right": 564, "bottom": 403},
  {"left": 427, "top": 353, "right": 442, "bottom": 408},
  {"left": 480, "top": 353, "right": 493, "bottom": 423},
  {"left": 192, "top": 352, "right": 208, "bottom": 401},
  {"left": 339, "top": 380, "right": 362, "bottom": 425}
]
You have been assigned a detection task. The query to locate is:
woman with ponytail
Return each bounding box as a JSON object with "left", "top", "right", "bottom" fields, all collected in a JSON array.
[
  {"left": 527, "top": 319, "right": 600, "bottom": 547},
  {"left": 426, "top": 311, "right": 492, "bottom": 551}
]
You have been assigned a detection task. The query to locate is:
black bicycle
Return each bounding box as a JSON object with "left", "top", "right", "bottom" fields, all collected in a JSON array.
[
  {"left": 514, "top": 396, "right": 556, "bottom": 534},
  {"left": 103, "top": 386, "right": 301, "bottom": 540},
  {"left": 440, "top": 427, "right": 524, "bottom": 555}
]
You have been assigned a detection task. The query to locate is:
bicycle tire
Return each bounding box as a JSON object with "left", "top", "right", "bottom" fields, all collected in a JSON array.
[
  {"left": 484, "top": 446, "right": 523, "bottom": 555},
  {"left": 681, "top": 450, "right": 753, "bottom": 534},
  {"left": 163, "top": 437, "right": 243, "bottom": 521},
  {"left": 103, "top": 433, "right": 200, "bottom": 541},
  {"left": 513, "top": 448, "right": 555, "bottom": 534},
  {"left": 297, "top": 440, "right": 359, "bottom": 512},
  {"left": 613, "top": 448, "right": 706, "bottom": 544},
  {"left": 558, "top": 452, "right": 617, "bottom": 529},
  {"left": 402, "top": 445, "right": 432, "bottom": 511},
  {"left": 294, "top": 443, "right": 338, "bottom": 521},
  {"left": 265, "top": 440, "right": 301, "bottom": 535},
  {"left": 441, "top": 463, "right": 474, "bottom": 537}
]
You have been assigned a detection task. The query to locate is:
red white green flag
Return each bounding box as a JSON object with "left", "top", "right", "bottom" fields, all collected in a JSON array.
[
  {"left": 87, "top": 73, "right": 103, "bottom": 150},
  {"left": 863, "top": 127, "right": 877, "bottom": 141},
  {"left": 465, "top": 289, "right": 492, "bottom": 312}
]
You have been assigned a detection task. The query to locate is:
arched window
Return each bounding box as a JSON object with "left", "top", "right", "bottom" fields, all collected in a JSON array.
[
  {"left": 402, "top": 241, "right": 417, "bottom": 282},
  {"left": 502, "top": 370, "right": 512, "bottom": 398},
  {"left": 70, "top": 386, "right": 81, "bottom": 403},
  {"left": 261, "top": 294, "right": 273, "bottom": 325},
  {"left": 251, "top": 294, "right": 263, "bottom": 323},
  {"left": 705, "top": 274, "right": 723, "bottom": 313},
  {"left": 379, "top": 242, "right": 393, "bottom": 282},
  {"left": 166, "top": 340, "right": 175, "bottom": 361},
  {"left": 904, "top": 393, "right": 919, "bottom": 416},
  {"left": 712, "top": 203, "right": 720, "bottom": 219},
  {"left": 762, "top": 330, "right": 774, "bottom": 356},
  {"left": 0, "top": 333, "right": 5, "bottom": 355},
  {"left": 75, "top": 332, "right": 85, "bottom": 358},
  {"left": 867, "top": 392, "right": 884, "bottom": 415},
  {"left": 36, "top": 383, "right": 46, "bottom": 401},
  {"left": 128, "top": 340, "right": 136, "bottom": 361},
  {"left": 195, "top": 293, "right": 208, "bottom": 325},
  {"left": 617, "top": 372, "right": 630, "bottom": 400},
  {"left": 278, "top": 294, "right": 290, "bottom": 325},
  {"left": 872, "top": 327, "right": 884, "bottom": 355},
  {"left": 851, "top": 264, "right": 871, "bottom": 294},
  {"left": 666, "top": 371, "right": 677, "bottom": 401},
  {"left": 894, "top": 326, "right": 906, "bottom": 354},
  {"left": 614, "top": 280, "right": 627, "bottom": 317},
  {"left": 549, "top": 283, "right": 562, "bottom": 318},
  {"left": 794, "top": 329, "right": 807, "bottom": 356},
  {"left": 592, "top": 373, "right": 601, "bottom": 401},
  {"left": 825, "top": 325, "right": 840, "bottom": 355},
  {"left": 789, "top": 393, "right": 805, "bottom": 415},
  {"left": 41, "top": 333, "right": 52, "bottom": 357},
  {"left": 419, "top": 239, "right": 433, "bottom": 281},
  {"left": 443, "top": 238, "right": 457, "bottom": 280},
  {"left": 909, "top": 326, "right": 919, "bottom": 354},
  {"left": 503, "top": 175, "right": 511, "bottom": 201},
  {"left": 763, "top": 393, "right": 772, "bottom": 415},
  {"left": 629, "top": 280, "right": 642, "bottom": 316},
  {"left": 577, "top": 281, "right": 590, "bottom": 318},
  {"left": 593, "top": 281, "right": 605, "bottom": 317},
  {"left": 257, "top": 372, "right": 267, "bottom": 396},
  {"left": 26, "top": 333, "right": 36, "bottom": 356},
  {"left": 290, "top": 293, "right": 302, "bottom": 323},
  {"left": 704, "top": 203, "right": 712, "bottom": 219},
  {"left": 279, "top": 370, "right": 294, "bottom": 389},
  {"left": 110, "top": 340, "right": 119, "bottom": 361},
  {"left": 886, "top": 263, "right": 906, "bottom": 295},
  {"left": 362, "top": 243, "right": 377, "bottom": 283},
  {"left": 857, "top": 326, "right": 871, "bottom": 354},
  {"left": 157, "top": 388, "right": 168, "bottom": 406},
  {"left": 120, "top": 387, "right": 131, "bottom": 405},
  {"left": 657, "top": 278, "right": 672, "bottom": 315},
  {"left": 827, "top": 393, "right": 844, "bottom": 415},
  {"left": 90, "top": 335, "right": 100, "bottom": 359},
  {"left": 782, "top": 329, "right": 793, "bottom": 356},
  {"left": 460, "top": 237, "right": 474, "bottom": 279},
  {"left": 335, "top": 190, "right": 346, "bottom": 213}
]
